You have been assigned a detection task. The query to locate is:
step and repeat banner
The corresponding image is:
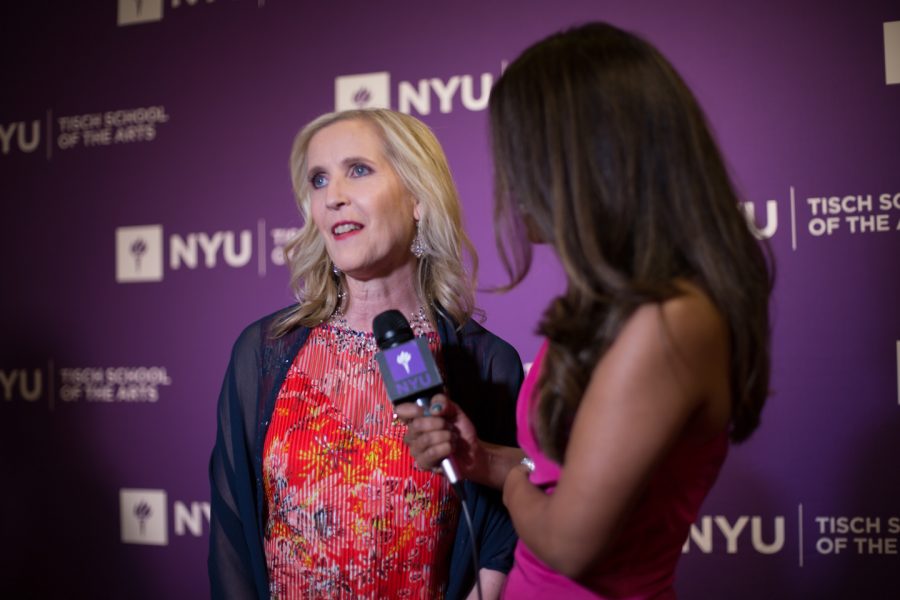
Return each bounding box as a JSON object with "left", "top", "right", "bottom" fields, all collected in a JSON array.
[{"left": 2, "top": 1, "right": 899, "bottom": 598}]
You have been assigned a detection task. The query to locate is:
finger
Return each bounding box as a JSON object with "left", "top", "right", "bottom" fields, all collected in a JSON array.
[
  {"left": 427, "top": 393, "right": 451, "bottom": 416},
  {"left": 406, "top": 415, "right": 449, "bottom": 434},
  {"left": 418, "top": 440, "right": 454, "bottom": 470},
  {"left": 394, "top": 402, "right": 421, "bottom": 421},
  {"left": 404, "top": 430, "right": 454, "bottom": 467},
  {"left": 402, "top": 420, "right": 447, "bottom": 456},
  {"left": 405, "top": 437, "right": 454, "bottom": 470},
  {"left": 407, "top": 429, "right": 454, "bottom": 454}
]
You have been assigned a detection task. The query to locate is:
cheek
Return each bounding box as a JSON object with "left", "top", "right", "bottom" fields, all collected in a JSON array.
[
  {"left": 369, "top": 220, "right": 410, "bottom": 256},
  {"left": 309, "top": 202, "right": 329, "bottom": 236},
  {"left": 391, "top": 221, "right": 416, "bottom": 248},
  {"left": 387, "top": 197, "right": 416, "bottom": 239}
]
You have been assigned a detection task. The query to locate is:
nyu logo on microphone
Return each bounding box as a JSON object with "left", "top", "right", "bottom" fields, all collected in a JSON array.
[
  {"left": 376, "top": 338, "right": 442, "bottom": 402},
  {"left": 384, "top": 341, "right": 427, "bottom": 381}
]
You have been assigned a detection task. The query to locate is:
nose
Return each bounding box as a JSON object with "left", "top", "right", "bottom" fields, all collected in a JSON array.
[{"left": 325, "top": 177, "right": 349, "bottom": 210}]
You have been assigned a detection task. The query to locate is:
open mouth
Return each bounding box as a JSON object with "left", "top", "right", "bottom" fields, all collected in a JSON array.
[{"left": 332, "top": 222, "right": 363, "bottom": 237}]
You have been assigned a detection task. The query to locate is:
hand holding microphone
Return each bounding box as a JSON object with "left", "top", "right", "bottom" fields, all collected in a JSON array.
[
  {"left": 372, "top": 309, "right": 462, "bottom": 486},
  {"left": 396, "top": 395, "right": 482, "bottom": 476}
]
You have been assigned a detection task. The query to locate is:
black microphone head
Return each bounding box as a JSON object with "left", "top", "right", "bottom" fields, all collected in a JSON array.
[{"left": 373, "top": 309, "right": 415, "bottom": 349}]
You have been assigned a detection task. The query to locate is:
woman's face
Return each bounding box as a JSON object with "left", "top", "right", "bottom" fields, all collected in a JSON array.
[{"left": 307, "top": 119, "right": 419, "bottom": 282}]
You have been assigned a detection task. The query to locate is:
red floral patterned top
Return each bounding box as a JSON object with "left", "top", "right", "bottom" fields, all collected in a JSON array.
[{"left": 262, "top": 318, "right": 459, "bottom": 599}]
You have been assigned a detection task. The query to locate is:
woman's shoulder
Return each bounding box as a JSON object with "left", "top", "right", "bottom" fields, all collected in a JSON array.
[
  {"left": 603, "top": 281, "right": 730, "bottom": 429},
  {"left": 229, "top": 305, "right": 306, "bottom": 358},
  {"left": 454, "top": 317, "right": 522, "bottom": 366},
  {"left": 657, "top": 281, "right": 727, "bottom": 354},
  {"left": 618, "top": 282, "right": 727, "bottom": 362}
]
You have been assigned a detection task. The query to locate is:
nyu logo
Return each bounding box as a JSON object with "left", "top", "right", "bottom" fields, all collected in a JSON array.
[
  {"left": 0, "top": 120, "right": 41, "bottom": 156},
  {"left": 376, "top": 337, "right": 442, "bottom": 402},
  {"left": 116, "top": 225, "right": 164, "bottom": 283},
  {"left": 335, "top": 69, "right": 498, "bottom": 116},
  {"left": 117, "top": 0, "right": 164, "bottom": 26},
  {"left": 682, "top": 515, "right": 785, "bottom": 555},
  {"left": 120, "top": 488, "right": 168, "bottom": 545},
  {"left": 885, "top": 21, "right": 900, "bottom": 85},
  {"left": 170, "top": 230, "right": 252, "bottom": 270},
  {"left": 740, "top": 200, "right": 778, "bottom": 240},
  {"left": 335, "top": 72, "right": 391, "bottom": 111},
  {"left": 0, "top": 369, "right": 43, "bottom": 402},
  {"left": 120, "top": 488, "right": 211, "bottom": 545},
  {"left": 385, "top": 343, "right": 427, "bottom": 382},
  {"left": 117, "top": 0, "right": 222, "bottom": 27},
  {"left": 115, "top": 225, "right": 254, "bottom": 283},
  {"left": 395, "top": 373, "right": 437, "bottom": 397}
]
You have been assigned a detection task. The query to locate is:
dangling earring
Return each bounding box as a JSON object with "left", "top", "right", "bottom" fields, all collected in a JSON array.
[
  {"left": 331, "top": 262, "right": 347, "bottom": 320},
  {"left": 410, "top": 220, "right": 428, "bottom": 259},
  {"left": 335, "top": 279, "right": 347, "bottom": 309}
]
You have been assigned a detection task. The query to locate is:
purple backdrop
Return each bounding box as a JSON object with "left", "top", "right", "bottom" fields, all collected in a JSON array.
[{"left": 2, "top": 1, "right": 899, "bottom": 598}]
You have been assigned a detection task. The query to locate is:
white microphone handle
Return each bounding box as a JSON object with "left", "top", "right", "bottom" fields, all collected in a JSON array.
[{"left": 440, "top": 457, "right": 461, "bottom": 485}]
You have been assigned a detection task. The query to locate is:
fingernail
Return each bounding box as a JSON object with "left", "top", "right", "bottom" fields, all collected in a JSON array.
[{"left": 430, "top": 403, "right": 443, "bottom": 414}]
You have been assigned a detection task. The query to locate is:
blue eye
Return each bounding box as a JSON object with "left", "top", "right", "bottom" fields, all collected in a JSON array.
[
  {"left": 351, "top": 164, "right": 371, "bottom": 177},
  {"left": 310, "top": 173, "right": 327, "bottom": 189}
]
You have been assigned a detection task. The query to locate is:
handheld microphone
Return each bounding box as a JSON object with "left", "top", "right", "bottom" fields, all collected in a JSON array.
[{"left": 372, "top": 309, "right": 461, "bottom": 486}]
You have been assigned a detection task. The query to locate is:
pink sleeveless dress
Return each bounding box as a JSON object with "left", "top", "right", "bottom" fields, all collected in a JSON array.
[{"left": 502, "top": 341, "right": 728, "bottom": 599}]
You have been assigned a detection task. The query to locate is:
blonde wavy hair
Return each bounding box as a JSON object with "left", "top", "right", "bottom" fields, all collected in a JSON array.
[{"left": 273, "top": 108, "right": 478, "bottom": 336}]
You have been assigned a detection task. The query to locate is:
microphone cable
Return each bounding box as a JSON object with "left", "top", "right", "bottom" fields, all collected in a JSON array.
[{"left": 454, "top": 481, "right": 483, "bottom": 600}]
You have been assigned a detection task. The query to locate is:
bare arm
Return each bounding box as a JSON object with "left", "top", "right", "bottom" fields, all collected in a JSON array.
[
  {"left": 464, "top": 569, "right": 506, "bottom": 600},
  {"left": 502, "top": 287, "right": 731, "bottom": 580}
]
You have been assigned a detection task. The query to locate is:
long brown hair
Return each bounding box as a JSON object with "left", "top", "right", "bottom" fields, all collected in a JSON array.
[{"left": 490, "top": 23, "right": 773, "bottom": 461}]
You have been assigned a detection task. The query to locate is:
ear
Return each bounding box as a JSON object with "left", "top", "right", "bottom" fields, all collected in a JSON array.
[{"left": 412, "top": 197, "right": 421, "bottom": 221}]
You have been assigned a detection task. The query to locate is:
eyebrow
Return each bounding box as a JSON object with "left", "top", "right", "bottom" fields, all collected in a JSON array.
[{"left": 307, "top": 156, "right": 374, "bottom": 178}]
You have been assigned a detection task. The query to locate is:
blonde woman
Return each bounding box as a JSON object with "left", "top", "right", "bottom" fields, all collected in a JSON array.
[{"left": 208, "top": 109, "right": 522, "bottom": 599}]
